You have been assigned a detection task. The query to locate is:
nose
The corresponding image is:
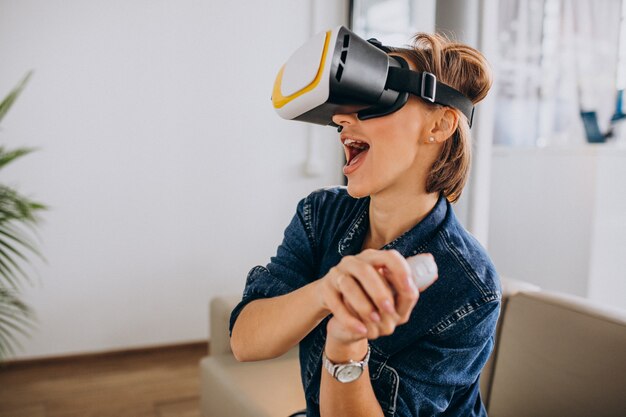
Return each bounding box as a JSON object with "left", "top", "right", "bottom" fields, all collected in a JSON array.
[{"left": 332, "top": 112, "right": 358, "bottom": 128}]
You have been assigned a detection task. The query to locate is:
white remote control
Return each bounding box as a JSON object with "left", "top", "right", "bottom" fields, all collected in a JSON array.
[{"left": 406, "top": 254, "right": 438, "bottom": 291}]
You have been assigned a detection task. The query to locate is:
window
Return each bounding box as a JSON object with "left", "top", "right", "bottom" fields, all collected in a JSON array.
[
  {"left": 350, "top": 0, "right": 435, "bottom": 45},
  {"left": 495, "top": 0, "right": 623, "bottom": 147}
]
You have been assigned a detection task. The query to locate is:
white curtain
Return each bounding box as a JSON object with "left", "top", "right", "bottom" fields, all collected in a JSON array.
[{"left": 494, "top": 0, "right": 622, "bottom": 146}]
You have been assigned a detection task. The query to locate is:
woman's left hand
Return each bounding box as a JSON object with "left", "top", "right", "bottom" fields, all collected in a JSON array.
[
  {"left": 327, "top": 315, "right": 367, "bottom": 345},
  {"left": 324, "top": 316, "right": 370, "bottom": 365}
]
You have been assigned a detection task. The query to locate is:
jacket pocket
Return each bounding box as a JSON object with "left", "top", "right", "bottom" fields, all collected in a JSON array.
[{"left": 369, "top": 354, "right": 400, "bottom": 417}]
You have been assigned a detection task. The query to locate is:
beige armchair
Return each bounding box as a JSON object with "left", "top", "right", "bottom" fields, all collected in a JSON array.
[{"left": 201, "top": 279, "right": 626, "bottom": 417}]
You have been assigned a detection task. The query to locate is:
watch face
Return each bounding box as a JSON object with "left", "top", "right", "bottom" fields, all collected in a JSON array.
[{"left": 336, "top": 364, "right": 363, "bottom": 383}]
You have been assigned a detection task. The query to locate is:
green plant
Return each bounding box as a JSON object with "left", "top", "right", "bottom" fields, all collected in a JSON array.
[{"left": 0, "top": 72, "right": 46, "bottom": 360}]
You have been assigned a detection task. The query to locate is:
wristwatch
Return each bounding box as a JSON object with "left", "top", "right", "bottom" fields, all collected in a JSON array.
[{"left": 322, "top": 345, "right": 371, "bottom": 383}]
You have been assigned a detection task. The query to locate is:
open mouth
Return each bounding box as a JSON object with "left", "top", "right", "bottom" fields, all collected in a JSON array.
[{"left": 343, "top": 138, "right": 370, "bottom": 166}]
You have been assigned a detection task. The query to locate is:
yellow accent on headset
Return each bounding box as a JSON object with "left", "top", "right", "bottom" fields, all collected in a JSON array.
[{"left": 272, "top": 31, "right": 331, "bottom": 109}]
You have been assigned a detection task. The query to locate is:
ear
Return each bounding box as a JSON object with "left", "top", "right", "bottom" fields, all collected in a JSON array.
[{"left": 429, "top": 107, "right": 459, "bottom": 143}]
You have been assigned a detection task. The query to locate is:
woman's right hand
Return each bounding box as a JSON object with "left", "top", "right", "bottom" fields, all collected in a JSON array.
[{"left": 317, "top": 249, "right": 420, "bottom": 340}]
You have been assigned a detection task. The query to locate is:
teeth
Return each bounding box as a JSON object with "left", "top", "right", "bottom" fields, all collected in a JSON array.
[{"left": 343, "top": 138, "right": 369, "bottom": 150}]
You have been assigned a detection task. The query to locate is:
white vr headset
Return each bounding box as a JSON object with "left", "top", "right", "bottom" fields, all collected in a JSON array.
[{"left": 272, "top": 26, "right": 475, "bottom": 128}]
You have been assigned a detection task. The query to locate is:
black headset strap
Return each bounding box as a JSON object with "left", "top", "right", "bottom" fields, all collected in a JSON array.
[{"left": 386, "top": 67, "right": 475, "bottom": 127}]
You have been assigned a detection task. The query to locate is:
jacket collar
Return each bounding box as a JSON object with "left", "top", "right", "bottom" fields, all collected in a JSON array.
[{"left": 338, "top": 193, "right": 449, "bottom": 257}]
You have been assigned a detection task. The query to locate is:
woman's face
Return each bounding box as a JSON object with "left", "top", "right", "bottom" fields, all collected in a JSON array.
[{"left": 333, "top": 96, "right": 443, "bottom": 199}]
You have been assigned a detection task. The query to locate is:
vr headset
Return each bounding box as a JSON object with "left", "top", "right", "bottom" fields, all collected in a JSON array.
[{"left": 272, "top": 26, "right": 475, "bottom": 128}]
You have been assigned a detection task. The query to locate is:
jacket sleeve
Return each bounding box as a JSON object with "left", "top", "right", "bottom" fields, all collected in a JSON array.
[
  {"left": 390, "top": 299, "right": 500, "bottom": 417},
  {"left": 229, "top": 195, "right": 318, "bottom": 335}
]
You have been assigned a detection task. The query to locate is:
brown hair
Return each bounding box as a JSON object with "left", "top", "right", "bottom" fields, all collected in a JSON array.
[{"left": 390, "top": 34, "right": 492, "bottom": 203}]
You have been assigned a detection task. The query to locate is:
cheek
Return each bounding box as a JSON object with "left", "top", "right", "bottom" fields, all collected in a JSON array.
[
  {"left": 371, "top": 105, "right": 426, "bottom": 142},
  {"left": 369, "top": 138, "right": 420, "bottom": 179},
  {"left": 364, "top": 105, "right": 428, "bottom": 168},
  {"left": 371, "top": 126, "right": 420, "bottom": 162}
]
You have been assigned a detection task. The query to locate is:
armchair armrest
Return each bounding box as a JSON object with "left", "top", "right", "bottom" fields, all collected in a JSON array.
[{"left": 210, "top": 296, "right": 242, "bottom": 356}]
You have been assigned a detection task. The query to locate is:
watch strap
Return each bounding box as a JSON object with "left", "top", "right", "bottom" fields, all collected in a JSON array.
[{"left": 322, "top": 344, "right": 371, "bottom": 380}]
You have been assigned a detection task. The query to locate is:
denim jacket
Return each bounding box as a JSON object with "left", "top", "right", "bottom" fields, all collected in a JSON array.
[{"left": 230, "top": 187, "right": 501, "bottom": 417}]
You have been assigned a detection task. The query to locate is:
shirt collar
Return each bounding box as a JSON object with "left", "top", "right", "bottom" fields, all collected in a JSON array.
[{"left": 338, "top": 194, "right": 449, "bottom": 257}]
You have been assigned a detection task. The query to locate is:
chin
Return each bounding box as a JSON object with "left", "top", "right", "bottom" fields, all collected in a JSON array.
[{"left": 346, "top": 181, "right": 371, "bottom": 199}]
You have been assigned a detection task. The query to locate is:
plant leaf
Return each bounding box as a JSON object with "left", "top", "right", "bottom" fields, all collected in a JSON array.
[
  {"left": 0, "top": 71, "right": 43, "bottom": 361},
  {"left": 0, "top": 185, "right": 46, "bottom": 225},
  {"left": 0, "top": 245, "right": 30, "bottom": 287},
  {"left": 0, "top": 257, "right": 20, "bottom": 289},
  {"left": 0, "top": 237, "right": 29, "bottom": 263},
  {"left": 0, "top": 317, "right": 33, "bottom": 338},
  {"left": 0, "top": 288, "right": 34, "bottom": 360},
  {"left": 0, "top": 227, "right": 40, "bottom": 258},
  {"left": 0, "top": 71, "right": 33, "bottom": 125},
  {"left": 0, "top": 333, "right": 17, "bottom": 359},
  {"left": 0, "top": 147, "right": 37, "bottom": 172}
]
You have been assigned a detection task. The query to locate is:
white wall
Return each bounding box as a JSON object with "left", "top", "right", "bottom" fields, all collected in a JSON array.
[
  {"left": 587, "top": 149, "right": 626, "bottom": 309},
  {"left": 0, "top": 0, "right": 346, "bottom": 359},
  {"left": 488, "top": 146, "right": 596, "bottom": 297},
  {"left": 488, "top": 144, "right": 626, "bottom": 311}
]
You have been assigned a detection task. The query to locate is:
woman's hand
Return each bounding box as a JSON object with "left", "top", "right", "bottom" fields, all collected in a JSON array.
[{"left": 317, "top": 249, "right": 420, "bottom": 341}]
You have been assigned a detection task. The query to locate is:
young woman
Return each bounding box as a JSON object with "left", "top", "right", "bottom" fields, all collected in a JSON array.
[{"left": 229, "top": 33, "right": 500, "bottom": 417}]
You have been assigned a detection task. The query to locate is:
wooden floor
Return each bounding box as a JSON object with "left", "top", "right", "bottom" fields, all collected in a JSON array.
[{"left": 0, "top": 342, "right": 208, "bottom": 417}]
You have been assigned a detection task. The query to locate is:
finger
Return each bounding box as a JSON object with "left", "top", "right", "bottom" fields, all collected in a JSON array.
[
  {"left": 338, "top": 274, "right": 382, "bottom": 324},
  {"left": 358, "top": 249, "right": 413, "bottom": 291},
  {"left": 344, "top": 299, "right": 381, "bottom": 340},
  {"left": 358, "top": 249, "right": 417, "bottom": 317},
  {"left": 327, "top": 317, "right": 367, "bottom": 344},
  {"left": 342, "top": 279, "right": 398, "bottom": 339},
  {"left": 375, "top": 267, "right": 403, "bottom": 322},
  {"left": 338, "top": 256, "right": 396, "bottom": 316},
  {"left": 326, "top": 290, "right": 368, "bottom": 336},
  {"left": 395, "top": 291, "right": 419, "bottom": 324},
  {"left": 377, "top": 315, "right": 397, "bottom": 336}
]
